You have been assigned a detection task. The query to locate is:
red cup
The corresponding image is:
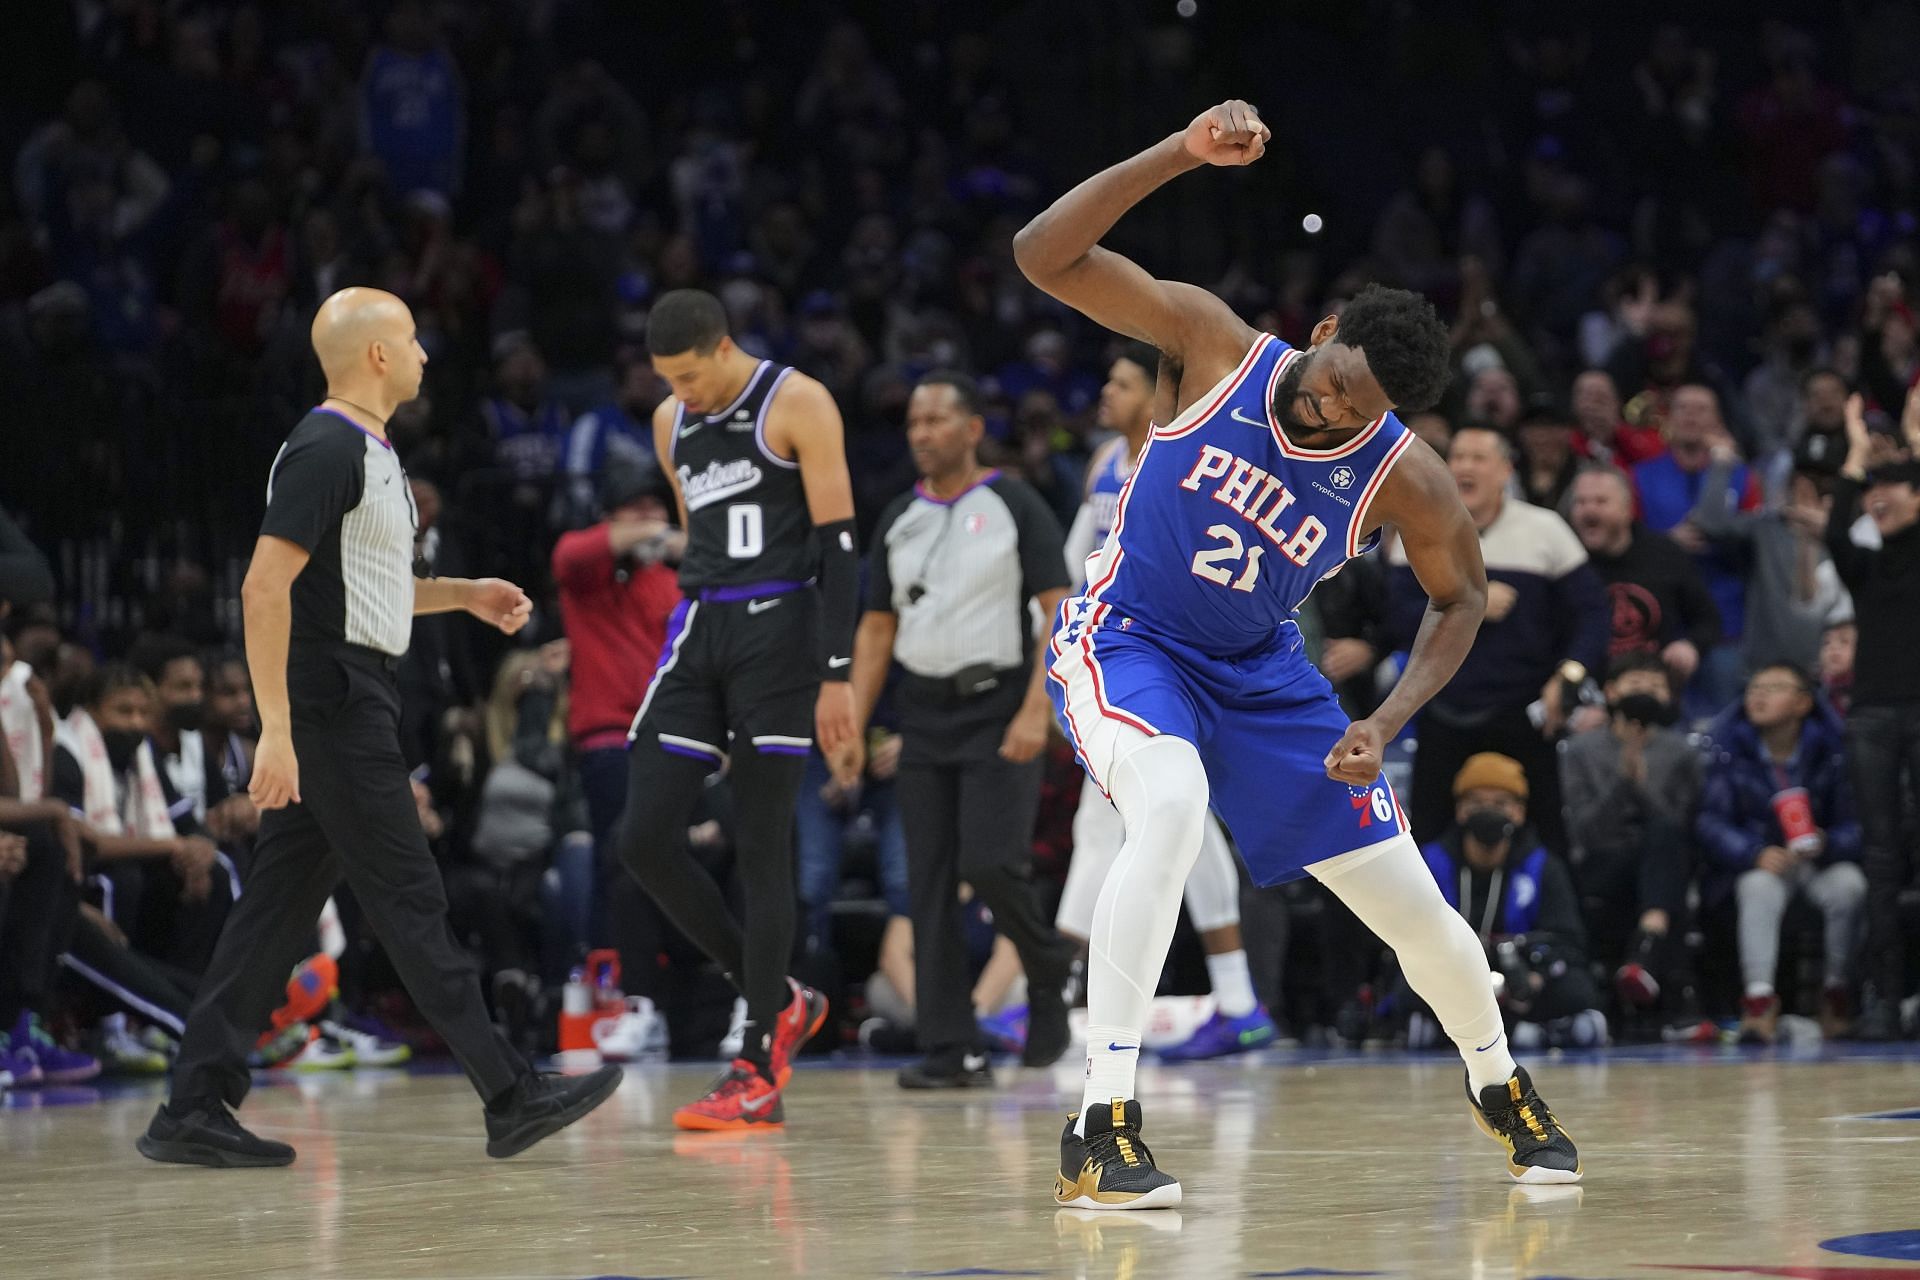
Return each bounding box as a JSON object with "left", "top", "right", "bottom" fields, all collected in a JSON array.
[{"left": 1771, "top": 786, "right": 1821, "bottom": 855}]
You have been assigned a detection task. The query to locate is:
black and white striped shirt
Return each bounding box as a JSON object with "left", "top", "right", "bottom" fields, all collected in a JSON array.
[{"left": 261, "top": 408, "right": 418, "bottom": 656}]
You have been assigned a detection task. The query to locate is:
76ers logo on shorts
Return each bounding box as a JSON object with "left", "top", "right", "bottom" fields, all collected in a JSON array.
[{"left": 1348, "top": 782, "right": 1395, "bottom": 829}]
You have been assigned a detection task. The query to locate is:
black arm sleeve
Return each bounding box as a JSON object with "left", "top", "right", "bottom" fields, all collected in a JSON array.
[
  {"left": 258, "top": 426, "right": 365, "bottom": 552},
  {"left": 817, "top": 518, "right": 859, "bottom": 681}
]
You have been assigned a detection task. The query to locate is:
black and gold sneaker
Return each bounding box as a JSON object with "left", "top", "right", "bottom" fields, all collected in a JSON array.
[
  {"left": 1467, "top": 1066, "right": 1582, "bottom": 1184},
  {"left": 1054, "top": 1098, "right": 1182, "bottom": 1210}
]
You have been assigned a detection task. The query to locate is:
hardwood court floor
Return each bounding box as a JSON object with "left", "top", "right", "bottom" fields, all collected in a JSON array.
[{"left": 8, "top": 1045, "right": 1920, "bottom": 1279}]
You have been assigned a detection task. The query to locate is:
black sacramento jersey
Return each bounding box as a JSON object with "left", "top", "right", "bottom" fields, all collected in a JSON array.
[{"left": 669, "top": 360, "right": 818, "bottom": 590}]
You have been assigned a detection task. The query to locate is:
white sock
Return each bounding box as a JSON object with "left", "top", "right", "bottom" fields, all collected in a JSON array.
[
  {"left": 1205, "top": 949, "right": 1258, "bottom": 1018},
  {"left": 1310, "top": 835, "right": 1518, "bottom": 1096},
  {"left": 1075, "top": 1024, "right": 1141, "bottom": 1137},
  {"left": 1076, "top": 736, "right": 1210, "bottom": 1134},
  {"left": 1745, "top": 981, "right": 1775, "bottom": 1000}
]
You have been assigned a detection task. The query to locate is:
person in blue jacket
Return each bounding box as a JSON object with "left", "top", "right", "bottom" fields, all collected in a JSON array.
[
  {"left": 1406, "top": 753, "right": 1604, "bottom": 1050},
  {"left": 1695, "top": 662, "right": 1864, "bottom": 1043}
]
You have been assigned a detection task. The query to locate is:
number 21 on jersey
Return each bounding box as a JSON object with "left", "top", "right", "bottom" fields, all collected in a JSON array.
[{"left": 1190, "top": 524, "right": 1263, "bottom": 592}]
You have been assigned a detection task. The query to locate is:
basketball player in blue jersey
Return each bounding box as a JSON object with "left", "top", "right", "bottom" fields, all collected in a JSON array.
[
  {"left": 1016, "top": 101, "right": 1580, "bottom": 1209},
  {"left": 1057, "top": 344, "right": 1279, "bottom": 1061}
]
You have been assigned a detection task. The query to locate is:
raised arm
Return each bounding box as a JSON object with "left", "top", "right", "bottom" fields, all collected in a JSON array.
[
  {"left": 1326, "top": 444, "right": 1487, "bottom": 783},
  {"left": 1013, "top": 102, "right": 1265, "bottom": 370}
]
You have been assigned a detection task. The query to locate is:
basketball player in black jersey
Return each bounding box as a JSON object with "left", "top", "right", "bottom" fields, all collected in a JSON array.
[{"left": 616, "top": 289, "right": 859, "bottom": 1131}]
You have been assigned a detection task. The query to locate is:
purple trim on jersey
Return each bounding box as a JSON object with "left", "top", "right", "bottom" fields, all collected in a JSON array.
[
  {"left": 755, "top": 366, "right": 800, "bottom": 470},
  {"left": 914, "top": 468, "right": 1002, "bottom": 507},
  {"left": 697, "top": 579, "right": 810, "bottom": 603},
  {"left": 753, "top": 743, "right": 811, "bottom": 756},
  {"left": 661, "top": 742, "right": 720, "bottom": 763},
  {"left": 702, "top": 360, "right": 770, "bottom": 422},
  {"left": 312, "top": 406, "right": 394, "bottom": 450}
]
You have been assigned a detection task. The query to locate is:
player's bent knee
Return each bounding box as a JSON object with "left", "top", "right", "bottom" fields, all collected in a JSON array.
[{"left": 1109, "top": 735, "right": 1210, "bottom": 858}]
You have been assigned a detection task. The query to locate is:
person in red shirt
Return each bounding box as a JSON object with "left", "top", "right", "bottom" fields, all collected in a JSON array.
[
  {"left": 552, "top": 460, "right": 684, "bottom": 1003},
  {"left": 1572, "top": 369, "right": 1665, "bottom": 468}
]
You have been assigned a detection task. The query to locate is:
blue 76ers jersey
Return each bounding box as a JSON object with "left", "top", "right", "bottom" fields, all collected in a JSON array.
[
  {"left": 1072, "top": 334, "right": 1413, "bottom": 658},
  {"left": 1087, "top": 437, "right": 1132, "bottom": 541}
]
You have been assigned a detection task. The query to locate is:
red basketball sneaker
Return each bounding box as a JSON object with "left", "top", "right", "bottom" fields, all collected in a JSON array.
[
  {"left": 768, "top": 979, "right": 828, "bottom": 1088},
  {"left": 673, "top": 1060, "right": 785, "bottom": 1132}
]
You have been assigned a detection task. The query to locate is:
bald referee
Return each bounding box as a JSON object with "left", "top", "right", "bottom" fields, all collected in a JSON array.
[{"left": 139, "top": 288, "right": 619, "bottom": 1168}]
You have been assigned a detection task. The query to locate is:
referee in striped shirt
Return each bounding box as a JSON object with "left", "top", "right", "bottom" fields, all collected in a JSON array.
[
  {"left": 140, "top": 289, "right": 619, "bottom": 1169},
  {"left": 845, "top": 371, "right": 1076, "bottom": 1088}
]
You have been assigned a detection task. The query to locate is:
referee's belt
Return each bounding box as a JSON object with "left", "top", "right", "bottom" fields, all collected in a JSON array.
[
  {"left": 900, "top": 663, "right": 1024, "bottom": 704},
  {"left": 694, "top": 578, "right": 813, "bottom": 604}
]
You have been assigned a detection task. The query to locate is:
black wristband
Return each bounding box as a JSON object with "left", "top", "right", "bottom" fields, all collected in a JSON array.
[{"left": 817, "top": 518, "right": 858, "bottom": 681}]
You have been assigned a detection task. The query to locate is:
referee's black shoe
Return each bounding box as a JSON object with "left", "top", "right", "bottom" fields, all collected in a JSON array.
[
  {"left": 897, "top": 1046, "right": 993, "bottom": 1090},
  {"left": 484, "top": 1064, "right": 623, "bottom": 1158},
  {"left": 1023, "top": 972, "right": 1073, "bottom": 1068},
  {"left": 137, "top": 1099, "right": 296, "bottom": 1168}
]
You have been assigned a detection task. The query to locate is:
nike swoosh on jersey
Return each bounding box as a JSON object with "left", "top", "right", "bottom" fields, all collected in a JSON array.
[
  {"left": 1228, "top": 407, "right": 1268, "bottom": 428},
  {"left": 677, "top": 423, "right": 701, "bottom": 439},
  {"left": 747, "top": 598, "right": 783, "bottom": 614},
  {"left": 827, "top": 655, "right": 851, "bottom": 668}
]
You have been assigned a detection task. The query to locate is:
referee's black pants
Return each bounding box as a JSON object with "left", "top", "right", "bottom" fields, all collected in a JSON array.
[
  {"left": 896, "top": 678, "right": 1070, "bottom": 1053},
  {"left": 171, "top": 646, "right": 526, "bottom": 1110}
]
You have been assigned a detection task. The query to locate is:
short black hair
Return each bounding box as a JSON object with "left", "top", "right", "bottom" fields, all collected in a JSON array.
[
  {"left": 1867, "top": 459, "right": 1920, "bottom": 490},
  {"left": 1112, "top": 342, "right": 1159, "bottom": 381},
  {"left": 1605, "top": 650, "right": 1669, "bottom": 685},
  {"left": 87, "top": 662, "right": 152, "bottom": 708},
  {"left": 204, "top": 648, "right": 248, "bottom": 682},
  {"left": 128, "top": 633, "right": 200, "bottom": 686},
  {"left": 1336, "top": 284, "right": 1451, "bottom": 412},
  {"left": 1751, "top": 661, "right": 1814, "bottom": 695},
  {"left": 915, "top": 369, "right": 982, "bottom": 418},
  {"left": 1450, "top": 423, "right": 1514, "bottom": 462},
  {"left": 645, "top": 289, "right": 729, "bottom": 357}
]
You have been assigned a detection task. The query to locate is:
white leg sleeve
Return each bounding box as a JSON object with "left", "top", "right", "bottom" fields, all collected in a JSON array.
[
  {"left": 1310, "top": 835, "right": 1517, "bottom": 1093},
  {"left": 1056, "top": 782, "right": 1127, "bottom": 940},
  {"left": 1078, "top": 733, "right": 1211, "bottom": 1128},
  {"left": 1181, "top": 812, "right": 1242, "bottom": 934}
]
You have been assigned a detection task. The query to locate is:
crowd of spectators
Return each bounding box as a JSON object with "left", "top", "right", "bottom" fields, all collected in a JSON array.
[{"left": 4, "top": 2, "right": 1920, "bottom": 1084}]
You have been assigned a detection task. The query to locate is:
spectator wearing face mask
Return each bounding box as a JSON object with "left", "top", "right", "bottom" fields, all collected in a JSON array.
[
  {"left": 1696, "top": 664, "right": 1861, "bottom": 1043},
  {"left": 49, "top": 665, "right": 228, "bottom": 977},
  {"left": 1559, "top": 652, "right": 1703, "bottom": 1031},
  {"left": 1404, "top": 753, "right": 1604, "bottom": 1051}
]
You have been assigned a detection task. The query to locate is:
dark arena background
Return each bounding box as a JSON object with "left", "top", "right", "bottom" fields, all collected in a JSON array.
[{"left": 5, "top": 1, "right": 1920, "bottom": 1276}]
